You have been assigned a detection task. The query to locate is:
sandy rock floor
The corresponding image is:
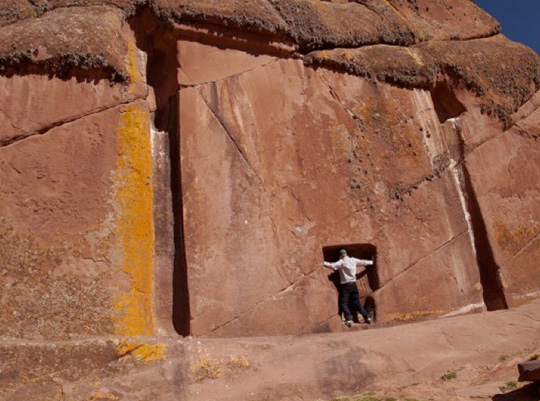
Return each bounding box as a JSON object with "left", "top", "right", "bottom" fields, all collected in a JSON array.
[{"left": 323, "top": 348, "right": 540, "bottom": 401}]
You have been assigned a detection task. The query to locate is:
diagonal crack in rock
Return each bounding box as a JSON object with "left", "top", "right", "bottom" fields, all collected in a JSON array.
[
  {"left": 0, "top": 96, "right": 147, "bottom": 149},
  {"left": 197, "top": 86, "right": 264, "bottom": 184},
  {"left": 378, "top": 229, "right": 469, "bottom": 289},
  {"left": 208, "top": 268, "right": 321, "bottom": 334}
]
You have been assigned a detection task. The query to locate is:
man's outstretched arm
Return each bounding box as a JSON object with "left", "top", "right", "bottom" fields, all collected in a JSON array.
[
  {"left": 323, "top": 261, "right": 342, "bottom": 270},
  {"left": 352, "top": 258, "right": 374, "bottom": 271}
]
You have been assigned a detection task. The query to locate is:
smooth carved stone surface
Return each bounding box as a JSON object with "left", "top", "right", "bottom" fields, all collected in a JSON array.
[
  {"left": 177, "top": 40, "right": 278, "bottom": 86},
  {"left": 0, "top": 101, "right": 157, "bottom": 340},
  {"left": 0, "top": 107, "right": 120, "bottom": 242},
  {"left": 0, "top": 108, "right": 121, "bottom": 340},
  {"left": 465, "top": 128, "right": 540, "bottom": 308},
  {"left": 179, "top": 53, "right": 488, "bottom": 335},
  {"left": 0, "top": 74, "right": 146, "bottom": 146}
]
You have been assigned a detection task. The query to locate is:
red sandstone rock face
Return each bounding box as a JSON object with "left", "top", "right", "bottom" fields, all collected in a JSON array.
[
  {"left": 0, "top": 0, "right": 539, "bottom": 341},
  {"left": 466, "top": 106, "right": 540, "bottom": 308},
  {"left": 178, "top": 52, "right": 487, "bottom": 335},
  {"left": 2, "top": 0, "right": 540, "bottom": 399}
]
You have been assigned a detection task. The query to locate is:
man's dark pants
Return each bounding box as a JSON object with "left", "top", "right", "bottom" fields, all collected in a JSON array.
[{"left": 339, "top": 282, "right": 370, "bottom": 322}]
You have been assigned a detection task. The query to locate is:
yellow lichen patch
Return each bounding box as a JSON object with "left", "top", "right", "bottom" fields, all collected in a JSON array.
[
  {"left": 341, "top": 50, "right": 354, "bottom": 62},
  {"left": 88, "top": 392, "right": 120, "bottom": 401},
  {"left": 404, "top": 47, "right": 424, "bottom": 65},
  {"left": 117, "top": 340, "right": 167, "bottom": 362},
  {"left": 317, "top": 51, "right": 329, "bottom": 60},
  {"left": 328, "top": 121, "right": 352, "bottom": 154},
  {"left": 227, "top": 355, "right": 251, "bottom": 370},
  {"left": 113, "top": 104, "right": 155, "bottom": 338},
  {"left": 494, "top": 221, "right": 540, "bottom": 258},
  {"left": 386, "top": 309, "right": 448, "bottom": 322},
  {"left": 127, "top": 42, "right": 142, "bottom": 93},
  {"left": 189, "top": 356, "right": 222, "bottom": 382}
]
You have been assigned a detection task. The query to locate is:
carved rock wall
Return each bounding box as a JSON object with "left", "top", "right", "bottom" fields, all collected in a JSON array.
[
  {"left": 178, "top": 48, "right": 485, "bottom": 335},
  {"left": 0, "top": 0, "right": 538, "bottom": 350}
]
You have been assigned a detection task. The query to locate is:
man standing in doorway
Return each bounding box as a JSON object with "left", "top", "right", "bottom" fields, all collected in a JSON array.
[{"left": 324, "top": 248, "right": 373, "bottom": 326}]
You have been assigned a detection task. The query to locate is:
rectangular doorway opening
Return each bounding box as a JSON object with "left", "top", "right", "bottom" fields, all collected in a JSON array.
[{"left": 323, "top": 243, "right": 379, "bottom": 322}]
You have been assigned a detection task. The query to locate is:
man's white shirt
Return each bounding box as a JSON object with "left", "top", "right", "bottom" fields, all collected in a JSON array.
[{"left": 324, "top": 256, "right": 373, "bottom": 284}]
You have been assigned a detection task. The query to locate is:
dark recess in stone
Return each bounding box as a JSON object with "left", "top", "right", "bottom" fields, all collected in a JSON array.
[
  {"left": 323, "top": 243, "right": 379, "bottom": 323},
  {"left": 430, "top": 81, "right": 467, "bottom": 123},
  {"left": 450, "top": 122, "right": 508, "bottom": 311},
  {"left": 129, "top": 8, "right": 191, "bottom": 336}
]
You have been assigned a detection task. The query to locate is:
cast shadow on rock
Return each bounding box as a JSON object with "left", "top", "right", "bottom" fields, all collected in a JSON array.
[
  {"left": 315, "top": 344, "right": 376, "bottom": 398},
  {"left": 0, "top": 56, "right": 127, "bottom": 85},
  {"left": 327, "top": 270, "right": 343, "bottom": 319},
  {"left": 492, "top": 383, "right": 540, "bottom": 401}
]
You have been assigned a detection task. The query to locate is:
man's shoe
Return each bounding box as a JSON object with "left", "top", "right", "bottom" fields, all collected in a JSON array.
[
  {"left": 365, "top": 318, "right": 372, "bottom": 325},
  {"left": 345, "top": 320, "right": 353, "bottom": 326}
]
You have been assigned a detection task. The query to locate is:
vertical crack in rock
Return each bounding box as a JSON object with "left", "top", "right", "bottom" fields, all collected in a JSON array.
[
  {"left": 447, "top": 119, "right": 509, "bottom": 311},
  {"left": 151, "top": 122, "right": 177, "bottom": 335},
  {"left": 450, "top": 163, "right": 477, "bottom": 269},
  {"left": 415, "top": 87, "right": 508, "bottom": 311}
]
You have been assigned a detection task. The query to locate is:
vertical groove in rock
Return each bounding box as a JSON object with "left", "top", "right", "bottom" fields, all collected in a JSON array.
[
  {"left": 128, "top": 9, "right": 190, "bottom": 335},
  {"left": 459, "top": 162, "right": 508, "bottom": 311},
  {"left": 448, "top": 120, "right": 508, "bottom": 311}
]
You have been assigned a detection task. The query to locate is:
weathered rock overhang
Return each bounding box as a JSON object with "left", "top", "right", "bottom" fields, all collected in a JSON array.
[{"left": 2, "top": 1, "right": 537, "bottom": 129}]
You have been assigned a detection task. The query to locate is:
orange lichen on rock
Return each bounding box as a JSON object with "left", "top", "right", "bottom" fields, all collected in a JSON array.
[
  {"left": 494, "top": 221, "right": 540, "bottom": 260},
  {"left": 386, "top": 309, "right": 449, "bottom": 322},
  {"left": 113, "top": 104, "right": 155, "bottom": 338},
  {"left": 127, "top": 42, "right": 142, "bottom": 86},
  {"left": 189, "top": 356, "right": 223, "bottom": 382},
  {"left": 117, "top": 340, "right": 167, "bottom": 362}
]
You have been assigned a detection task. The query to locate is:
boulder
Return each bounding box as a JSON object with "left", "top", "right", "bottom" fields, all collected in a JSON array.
[{"left": 518, "top": 360, "right": 540, "bottom": 382}]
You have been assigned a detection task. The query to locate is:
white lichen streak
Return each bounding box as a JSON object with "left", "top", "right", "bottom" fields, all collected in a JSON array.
[{"left": 441, "top": 302, "right": 486, "bottom": 318}]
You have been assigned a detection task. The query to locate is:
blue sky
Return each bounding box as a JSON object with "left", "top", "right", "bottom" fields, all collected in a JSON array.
[{"left": 475, "top": 0, "right": 540, "bottom": 55}]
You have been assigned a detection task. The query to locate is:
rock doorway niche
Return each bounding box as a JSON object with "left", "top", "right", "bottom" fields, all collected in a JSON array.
[{"left": 323, "top": 244, "right": 379, "bottom": 322}]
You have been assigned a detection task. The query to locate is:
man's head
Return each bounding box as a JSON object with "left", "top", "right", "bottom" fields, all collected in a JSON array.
[{"left": 339, "top": 248, "right": 347, "bottom": 258}]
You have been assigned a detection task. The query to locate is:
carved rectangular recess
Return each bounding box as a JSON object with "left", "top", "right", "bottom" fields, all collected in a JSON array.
[
  {"left": 323, "top": 243, "right": 379, "bottom": 321},
  {"left": 323, "top": 243, "right": 379, "bottom": 290}
]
